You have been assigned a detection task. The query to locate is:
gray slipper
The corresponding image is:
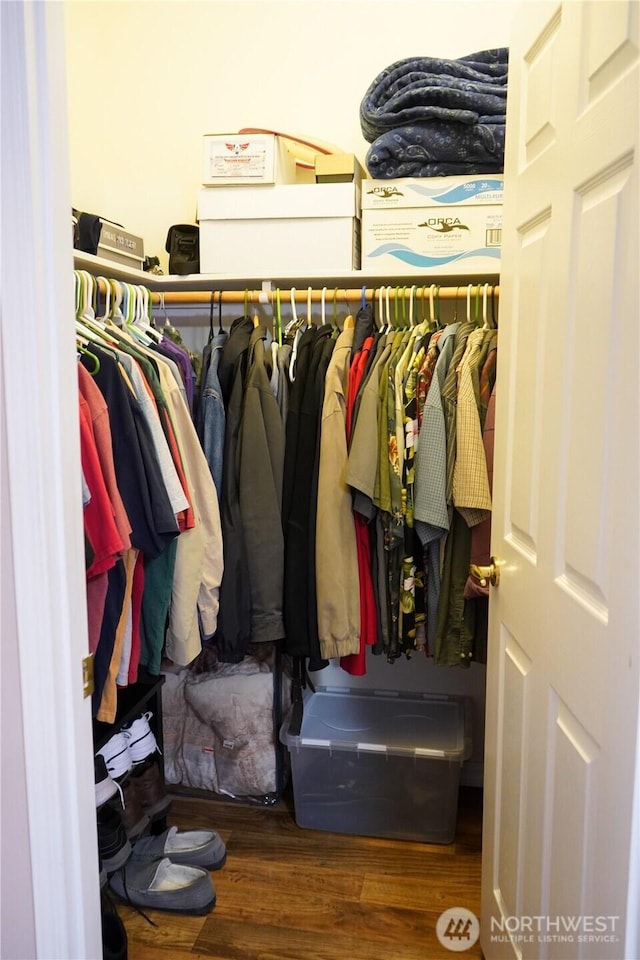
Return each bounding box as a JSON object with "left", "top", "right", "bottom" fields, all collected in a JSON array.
[
  {"left": 109, "top": 857, "right": 215, "bottom": 916},
  {"left": 130, "top": 825, "right": 227, "bottom": 870}
]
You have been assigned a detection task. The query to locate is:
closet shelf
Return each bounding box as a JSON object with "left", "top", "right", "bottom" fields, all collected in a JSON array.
[{"left": 74, "top": 251, "right": 499, "bottom": 293}]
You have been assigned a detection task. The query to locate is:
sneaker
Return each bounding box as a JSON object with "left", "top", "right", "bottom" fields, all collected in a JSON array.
[
  {"left": 98, "top": 804, "right": 132, "bottom": 874},
  {"left": 121, "top": 712, "right": 159, "bottom": 765},
  {"left": 130, "top": 826, "right": 226, "bottom": 871},
  {"left": 95, "top": 754, "right": 120, "bottom": 808},
  {"left": 97, "top": 732, "right": 133, "bottom": 782},
  {"left": 131, "top": 758, "right": 172, "bottom": 821},
  {"left": 109, "top": 858, "right": 215, "bottom": 916}
]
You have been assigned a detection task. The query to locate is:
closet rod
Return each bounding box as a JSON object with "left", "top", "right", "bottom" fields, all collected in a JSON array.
[{"left": 92, "top": 277, "right": 499, "bottom": 306}]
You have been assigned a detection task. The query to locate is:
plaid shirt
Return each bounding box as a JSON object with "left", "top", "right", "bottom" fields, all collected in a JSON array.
[{"left": 453, "top": 328, "right": 494, "bottom": 527}]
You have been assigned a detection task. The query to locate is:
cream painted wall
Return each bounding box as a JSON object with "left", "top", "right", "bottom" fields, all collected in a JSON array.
[{"left": 64, "top": 0, "right": 515, "bottom": 270}]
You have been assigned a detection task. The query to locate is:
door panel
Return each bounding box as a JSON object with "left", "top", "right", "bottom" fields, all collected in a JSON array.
[{"left": 482, "top": 3, "right": 639, "bottom": 958}]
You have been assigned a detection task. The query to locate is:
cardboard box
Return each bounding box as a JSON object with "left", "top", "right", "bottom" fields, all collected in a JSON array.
[
  {"left": 197, "top": 182, "right": 361, "bottom": 274},
  {"left": 96, "top": 222, "right": 144, "bottom": 269},
  {"left": 315, "top": 153, "right": 365, "bottom": 184},
  {"left": 202, "top": 132, "right": 297, "bottom": 186},
  {"left": 281, "top": 688, "right": 471, "bottom": 843},
  {"left": 361, "top": 176, "right": 503, "bottom": 275}
]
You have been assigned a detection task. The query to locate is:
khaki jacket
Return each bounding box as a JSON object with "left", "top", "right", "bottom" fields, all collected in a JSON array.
[{"left": 316, "top": 327, "right": 360, "bottom": 659}]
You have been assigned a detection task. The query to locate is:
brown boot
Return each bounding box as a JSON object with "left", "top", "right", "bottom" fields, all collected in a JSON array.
[
  {"left": 115, "top": 777, "right": 150, "bottom": 840},
  {"left": 132, "top": 759, "right": 172, "bottom": 821}
]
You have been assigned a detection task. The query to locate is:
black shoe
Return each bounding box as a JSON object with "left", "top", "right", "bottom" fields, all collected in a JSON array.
[
  {"left": 101, "top": 893, "right": 128, "bottom": 960},
  {"left": 98, "top": 804, "right": 131, "bottom": 874}
]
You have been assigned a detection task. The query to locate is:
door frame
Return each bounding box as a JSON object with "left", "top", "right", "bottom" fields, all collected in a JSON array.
[{"left": 1, "top": 2, "right": 101, "bottom": 957}]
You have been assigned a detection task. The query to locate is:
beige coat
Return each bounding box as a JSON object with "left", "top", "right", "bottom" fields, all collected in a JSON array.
[
  {"left": 316, "top": 327, "right": 360, "bottom": 659},
  {"left": 157, "top": 362, "right": 224, "bottom": 666}
]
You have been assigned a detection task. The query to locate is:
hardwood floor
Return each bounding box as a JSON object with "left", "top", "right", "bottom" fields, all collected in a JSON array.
[{"left": 117, "top": 785, "right": 483, "bottom": 960}]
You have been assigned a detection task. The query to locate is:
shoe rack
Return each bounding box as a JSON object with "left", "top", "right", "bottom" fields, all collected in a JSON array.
[{"left": 93, "top": 674, "right": 168, "bottom": 833}]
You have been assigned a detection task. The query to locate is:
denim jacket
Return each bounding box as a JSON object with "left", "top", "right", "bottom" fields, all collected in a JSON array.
[{"left": 200, "top": 333, "right": 227, "bottom": 497}]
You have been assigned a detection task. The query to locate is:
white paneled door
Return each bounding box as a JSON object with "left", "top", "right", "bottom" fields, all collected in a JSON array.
[{"left": 481, "top": 3, "right": 639, "bottom": 960}]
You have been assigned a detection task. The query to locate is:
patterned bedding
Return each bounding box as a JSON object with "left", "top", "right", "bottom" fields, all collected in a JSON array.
[{"left": 360, "top": 49, "right": 508, "bottom": 178}]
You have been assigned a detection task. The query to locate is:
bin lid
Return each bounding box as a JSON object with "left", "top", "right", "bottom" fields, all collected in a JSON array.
[{"left": 288, "top": 688, "right": 470, "bottom": 760}]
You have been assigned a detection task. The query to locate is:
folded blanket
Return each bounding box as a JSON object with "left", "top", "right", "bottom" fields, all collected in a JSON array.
[
  {"left": 366, "top": 119, "right": 506, "bottom": 179},
  {"left": 360, "top": 49, "right": 508, "bottom": 143}
]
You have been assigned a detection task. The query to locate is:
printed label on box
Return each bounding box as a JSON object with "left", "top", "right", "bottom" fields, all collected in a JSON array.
[
  {"left": 363, "top": 206, "right": 502, "bottom": 271},
  {"left": 362, "top": 177, "right": 504, "bottom": 209},
  {"left": 206, "top": 138, "right": 269, "bottom": 180}
]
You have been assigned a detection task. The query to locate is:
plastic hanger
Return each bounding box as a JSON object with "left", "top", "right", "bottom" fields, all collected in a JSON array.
[
  {"left": 106, "top": 279, "right": 124, "bottom": 329},
  {"left": 216, "top": 291, "right": 223, "bottom": 335},
  {"left": 153, "top": 290, "right": 176, "bottom": 338},
  {"left": 135, "top": 285, "right": 162, "bottom": 342},
  {"left": 276, "top": 288, "right": 283, "bottom": 346},
  {"left": 408, "top": 285, "right": 416, "bottom": 327},
  {"left": 284, "top": 287, "right": 299, "bottom": 338},
  {"left": 321, "top": 286, "right": 327, "bottom": 328},
  {"left": 288, "top": 288, "right": 302, "bottom": 379},
  {"left": 77, "top": 342, "right": 101, "bottom": 375},
  {"left": 466, "top": 284, "right": 473, "bottom": 325},
  {"left": 306, "top": 286, "right": 312, "bottom": 329},
  {"left": 252, "top": 290, "right": 260, "bottom": 328},
  {"left": 207, "top": 292, "right": 215, "bottom": 343},
  {"left": 482, "top": 283, "right": 490, "bottom": 329},
  {"left": 429, "top": 283, "right": 438, "bottom": 330},
  {"left": 94, "top": 277, "right": 113, "bottom": 324}
]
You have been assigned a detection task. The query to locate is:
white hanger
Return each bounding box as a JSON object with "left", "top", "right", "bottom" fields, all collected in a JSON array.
[
  {"left": 482, "top": 282, "right": 489, "bottom": 329},
  {"left": 289, "top": 287, "right": 301, "bottom": 381},
  {"left": 409, "top": 285, "right": 416, "bottom": 327},
  {"left": 385, "top": 285, "right": 392, "bottom": 331},
  {"left": 135, "top": 285, "right": 163, "bottom": 342},
  {"left": 429, "top": 284, "right": 436, "bottom": 330},
  {"left": 321, "top": 286, "right": 327, "bottom": 327},
  {"left": 306, "top": 286, "right": 312, "bottom": 328},
  {"left": 109, "top": 279, "right": 125, "bottom": 328},
  {"left": 284, "top": 286, "right": 298, "bottom": 337},
  {"left": 466, "top": 284, "right": 473, "bottom": 325}
]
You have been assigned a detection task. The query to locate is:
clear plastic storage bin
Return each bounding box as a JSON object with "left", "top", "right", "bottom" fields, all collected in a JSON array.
[{"left": 280, "top": 687, "right": 471, "bottom": 844}]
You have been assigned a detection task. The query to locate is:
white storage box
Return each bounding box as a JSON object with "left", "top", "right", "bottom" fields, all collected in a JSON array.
[
  {"left": 197, "top": 182, "right": 361, "bottom": 274},
  {"left": 361, "top": 175, "right": 503, "bottom": 276},
  {"left": 280, "top": 687, "right": 471, "bottom": 844},
  {"left": 202, "top": 132, "right": 297, "bottom": 186}
]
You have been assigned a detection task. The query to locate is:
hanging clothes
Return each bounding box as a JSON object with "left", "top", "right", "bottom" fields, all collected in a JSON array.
[
  {"left": 213, "top": 316, "right": 254, "bottom": 662},
  {"left": 316, "top": 324, "right": 361, "bottom": 660},
  {"left": 238, "top": 325, "right": 286, "bottom": 645},
  {"left": 283, "top": 325, "right": 334, "bottom": 666}
]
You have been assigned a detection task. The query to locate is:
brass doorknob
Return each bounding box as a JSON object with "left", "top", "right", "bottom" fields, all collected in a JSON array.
[{"left": 469, "top": 557, "right": 501, "bottom": 587}]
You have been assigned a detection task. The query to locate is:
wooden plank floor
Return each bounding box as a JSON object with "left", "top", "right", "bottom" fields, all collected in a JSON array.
[{"left": 116, "top": 785, "right": 483, "bottom": 960}]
